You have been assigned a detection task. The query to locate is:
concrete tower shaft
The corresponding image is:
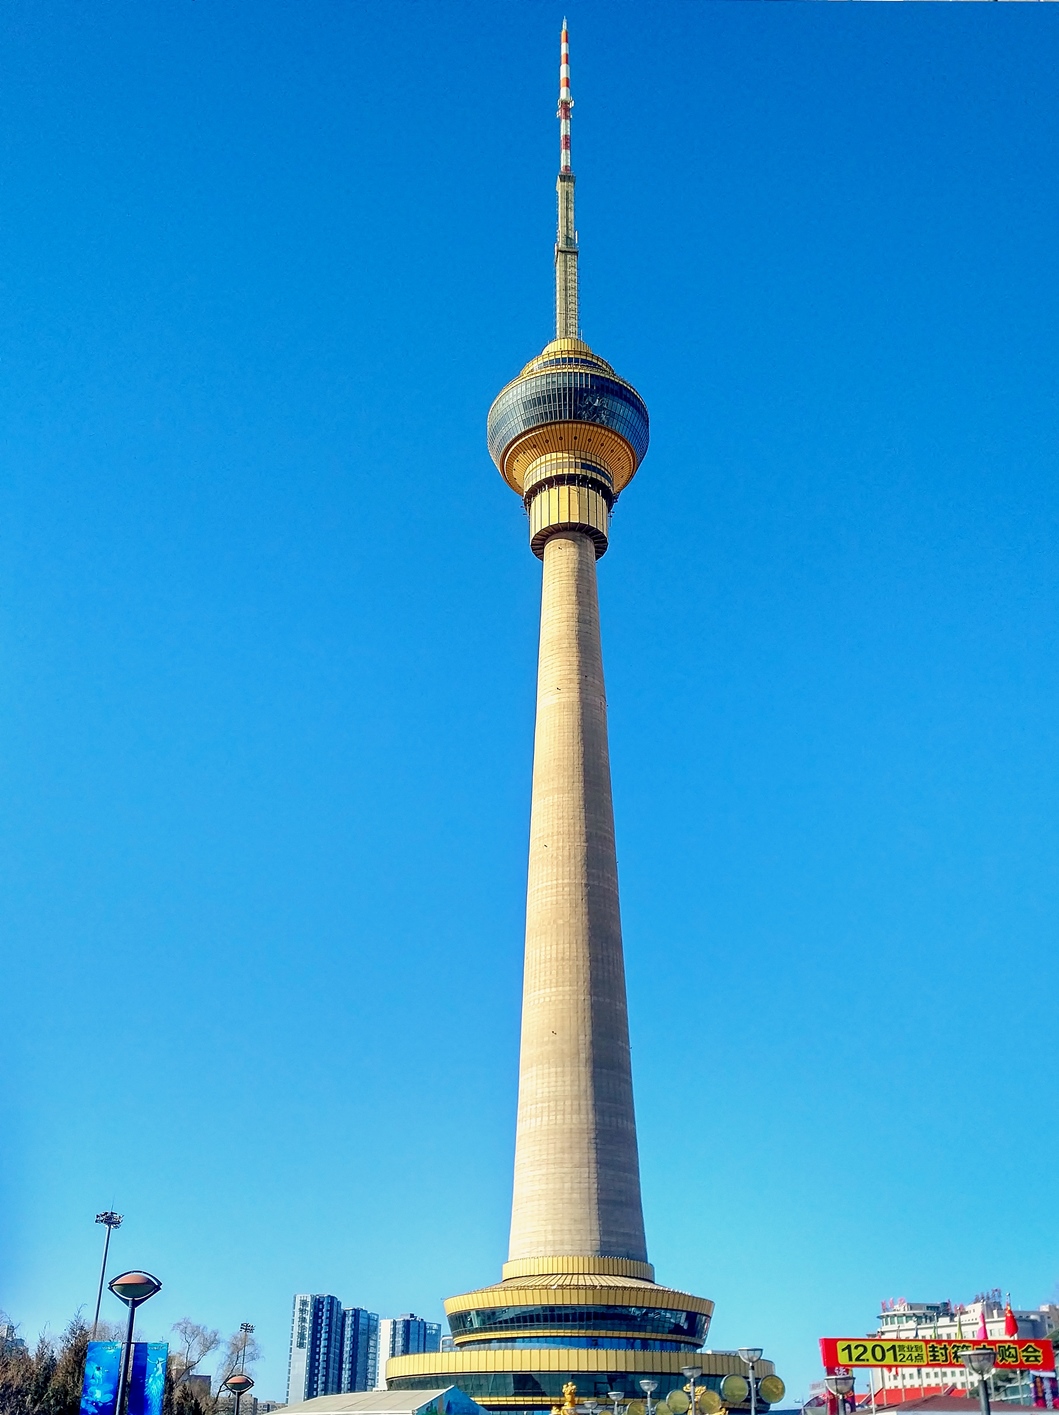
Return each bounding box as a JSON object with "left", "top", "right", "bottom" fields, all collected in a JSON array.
[{"left": 508, "top": 529, "right": 647, "bottom": 1266}]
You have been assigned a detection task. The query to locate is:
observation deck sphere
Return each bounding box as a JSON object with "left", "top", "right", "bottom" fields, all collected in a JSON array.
[{"left": 488, "top": 337, "right": 649, "bottom": 495}]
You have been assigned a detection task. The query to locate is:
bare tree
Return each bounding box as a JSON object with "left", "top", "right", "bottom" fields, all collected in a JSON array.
[
  {"left": 170, "top": 1323, "right": 221, "bottom": 1387},
  {"left": 214, "top": 1330, "right": 262, "bottom": 1394}
]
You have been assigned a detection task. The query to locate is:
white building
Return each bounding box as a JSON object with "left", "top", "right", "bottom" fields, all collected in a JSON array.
[{"left": 866, "top": 1295, "right": 1058, "bottom": 1403}]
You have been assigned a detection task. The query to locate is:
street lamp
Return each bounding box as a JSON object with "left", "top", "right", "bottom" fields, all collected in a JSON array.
[
  {"left": 738, "top": 1349, "right": 764, "bottom": 1415},
  {"left": 960, "top": 1347, "right": 996, "bottom": 1415},
  {"left": 224, "top": 1371, "right": 255, "bottom": 1415},
  {"left": 682, "top": 1366, "right": 703, "bottom": 1415},
  {"left": 640, "top": 1379, "right": 659, "bottom": 1415},
  {"left": 824, "top": 1373, "right": 855, "bottom": 1415},
  {"left": 91, "top": 1212, "right": 123, "bottom": 1339},
  {"left": 108, "top": 1271, "right": 162, "bottom": 1415},
  {"left": 608, "top": 1390, "right": 625, "bottom": 1415}
]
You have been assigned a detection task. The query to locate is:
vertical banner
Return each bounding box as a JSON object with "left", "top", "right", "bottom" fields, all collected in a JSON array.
[
  {"left": 81, "top": 1343, "right": 122, "bottom": 1415},
  {"left": 128, "top": 1344, "right": 168, "bottom": 1415},
  {"left": 80, "top": 1342, "right": 169, "bottom": 1415}
]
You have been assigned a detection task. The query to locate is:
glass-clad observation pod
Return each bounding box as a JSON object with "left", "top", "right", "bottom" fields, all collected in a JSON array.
[{"left": 487, "top": 338, "right": 650, "bottom": 559}]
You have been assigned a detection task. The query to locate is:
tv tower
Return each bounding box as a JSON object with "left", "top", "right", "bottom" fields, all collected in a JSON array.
[{"left": 386, "top": 25, "right": 782, "bottom": 1413}]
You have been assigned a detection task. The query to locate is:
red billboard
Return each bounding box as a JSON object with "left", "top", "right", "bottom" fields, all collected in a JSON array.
[{"left": 819, "top": 1338, "right": 1056, "bottom": 1372}]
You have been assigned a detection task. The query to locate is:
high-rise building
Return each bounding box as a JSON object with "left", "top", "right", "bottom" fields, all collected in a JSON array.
[
  {"left": 287, "top": 1295, "right": 344, "bottom": 1404},
  {"left": 342, "top": 1307, "right": 381, "bottom": 1393},
  {"left": 386, "top": 24, "right": 782, "bottom": 1415},
  {"left": 376, "top": 1318, "right": 442, "bottom": 1386}
]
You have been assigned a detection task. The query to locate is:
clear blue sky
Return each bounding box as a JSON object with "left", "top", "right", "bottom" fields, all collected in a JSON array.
[{"left": 3, "top": 0, "right": 1058, "bottom": 1404}]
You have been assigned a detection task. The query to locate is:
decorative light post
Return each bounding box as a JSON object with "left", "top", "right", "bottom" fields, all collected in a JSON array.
[
  {"left": 738, "top": 1348, "right": 764, "bottom": 1415},
  {"left": 108, "top": 1271, "right": 162, "bottom": 1415},
  {"left": 91, "top": 1212, "right": 123, "bottom": 1338},
  {"left": 224, "top": 1371, "right": 254, "bottom": 1415},
  {"left": 640, "top": 1378, "right": 659, "bottom": 1415},
  {"left": 824, "top": 1372, "right": 855, "bottom": 1415},
  {"left": 960, "top": 1346, "right": 996, "bottom": 1415},
  {"left": 681, "top": 1365, "right": 703, "bottom": 1415},
  {"left": 608, "top": 1390, "right": 625, "bottom": 1415}
]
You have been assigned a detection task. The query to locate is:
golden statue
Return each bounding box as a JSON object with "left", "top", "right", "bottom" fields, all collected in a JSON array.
[{"left": 563, "top": 1384, "right": 579, "bottom": 1411}]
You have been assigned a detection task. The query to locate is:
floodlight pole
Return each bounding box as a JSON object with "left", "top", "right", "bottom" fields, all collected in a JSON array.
[{"left": 91, "top": 1212, "right": 123, "bottom": 1339}]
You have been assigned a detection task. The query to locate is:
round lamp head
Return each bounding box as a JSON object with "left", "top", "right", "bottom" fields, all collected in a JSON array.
[
  {"left": 682, "top": 1369, "right": 703, "bottom": 1381},
  {"left": 738, "top": 1349, "right": 764, "bottom": 1367},
  {"left": 108, "top": 1271, "right": 162, "bottom": 1306},
  {"left": 758, "top": 1378, "right": 786, "bottom": 1406},
  {"left": 961, "top": 1349, "right": 997, "bottom": 1378},
  {"left": 825, "top": 1376, "right": 855, "bottom": 1397},
  {"left": 224, "top": 1375, "right": 255, "bottom": 1396},
  {"left": 640, "top": 1384, "right": 658, "bottom": 1397},
  {"left": 719, "top": 1376, "right": 750, "bottom": 1407},
  {"left": 609, "top": 1396, "right": 625, "bottom": 1404}
]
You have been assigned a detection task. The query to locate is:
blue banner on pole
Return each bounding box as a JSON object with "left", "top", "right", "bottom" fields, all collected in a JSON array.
[
  {"left": 128, "top": 1344, "right": 168, "bottom": 1415},
  {"left": 81, "top": 1342, "right": 169, "bottom": 1415},
  {"left": 82, "top": 1342, "right": 122, "bottom": 1415}
]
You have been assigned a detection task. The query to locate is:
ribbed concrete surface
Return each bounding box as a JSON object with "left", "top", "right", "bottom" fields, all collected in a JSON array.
[{"left": 508, "top": 530, "right": 647, "bottom": 1264}]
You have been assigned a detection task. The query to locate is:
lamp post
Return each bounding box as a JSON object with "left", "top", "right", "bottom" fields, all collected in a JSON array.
[
  {"left": 824, "top": 1373, "right": 855, "bottom": 1415},
  {"left": 682, "top": 1366, "right": 703, "bottom": 1415},
  {"left": 608, "top": 1390, "right": 625, "bottom": 1415},
  {"left": 640, "top": 1379, "right": 659, "bottom": 1415},
  {"left": 738, "top": 1349, "right": 764, "bottom": 1415},
  {"left": 109, "top": 1271, "right": 162, "bottom": 1415},
  {"left": 224, "top": 1371, "right": 255, "bottom": 1415},
  {"left": 960, "top": 1346, "right": 996, "bottom": 1415},
  {"left": 91, "top": 1212, "right": 123, "bottom": 1339}
]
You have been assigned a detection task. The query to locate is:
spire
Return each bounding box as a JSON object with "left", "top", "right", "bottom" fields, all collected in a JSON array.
[
  {"left": 558, "top": 18, "right": 572, "bottom": 172},
  {"left": 555, "top": 19, "right": 578, "bottom": 338}
]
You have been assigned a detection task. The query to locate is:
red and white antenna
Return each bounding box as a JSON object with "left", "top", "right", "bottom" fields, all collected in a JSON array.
[{"left": 558, "top": 18, "right": 573, "bottom": 173}]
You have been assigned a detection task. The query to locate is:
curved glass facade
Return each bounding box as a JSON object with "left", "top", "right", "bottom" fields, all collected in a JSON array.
[
  {"left": 487, "top": 370, "right": 650, "bottom": 469},
  {"left": 454, "top": 1338, "right": 690, "bottom": 1352},
  {"left": 449, "top": 1307, "right": 707, "bottom": 1344}
]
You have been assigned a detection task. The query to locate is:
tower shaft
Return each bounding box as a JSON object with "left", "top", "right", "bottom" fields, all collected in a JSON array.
[{"left": 508, "top": 530, "right": 647, "bottom": 1265}]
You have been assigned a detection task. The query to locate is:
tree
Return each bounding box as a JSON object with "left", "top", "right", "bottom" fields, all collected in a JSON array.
[
  {"left": 214, "top": 1330, "right": 262, "bottom": 1395},
  {"left": 0, "top": 1316, "right": 89, "bottom": 1415},
  {"left": 0, "top": 1312, "right": 258, "bottom": 1415},
  {"left": 169, "top": 1324, "right": 220, "bottom": 1387}
]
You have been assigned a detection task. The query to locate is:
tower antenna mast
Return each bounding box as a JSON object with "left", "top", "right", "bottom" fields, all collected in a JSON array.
[{"left": 555, "top": 19, "right": 578, "bottom": 338}]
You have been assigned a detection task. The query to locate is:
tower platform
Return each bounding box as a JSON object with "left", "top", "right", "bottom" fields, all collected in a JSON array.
[{"left": 385, "top": 1260, "right": 774, "bottom": 1413}]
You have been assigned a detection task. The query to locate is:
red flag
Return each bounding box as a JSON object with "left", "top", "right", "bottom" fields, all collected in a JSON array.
[
  {"left": 976, "top": 1310, "right": 989, "bottom": 1340},
  {"left": 1005, "top": 1303, "right": 1019, "bottom": 1338}
]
